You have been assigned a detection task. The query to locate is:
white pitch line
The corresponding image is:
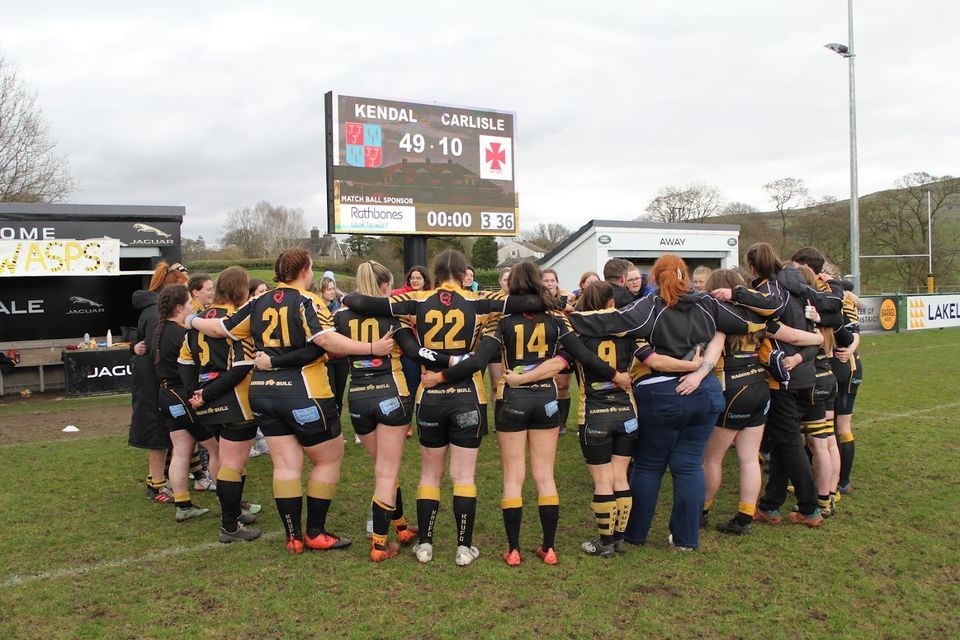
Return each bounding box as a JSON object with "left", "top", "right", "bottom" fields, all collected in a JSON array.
[
  {"left": 857, "top": 400, "right": 960, "bottom": 424},
  {"left": 0, "top": 531, "right": 283, "bottom": 589}
]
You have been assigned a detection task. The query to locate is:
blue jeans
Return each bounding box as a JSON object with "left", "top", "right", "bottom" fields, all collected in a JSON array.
[{"left": 625, "top": 376, "right": 725, "bottom": 548}]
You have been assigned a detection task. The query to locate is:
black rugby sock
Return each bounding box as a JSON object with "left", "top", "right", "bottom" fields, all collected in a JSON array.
[{"left": 501, "top": 497, "right": 523, "bottom": 552}]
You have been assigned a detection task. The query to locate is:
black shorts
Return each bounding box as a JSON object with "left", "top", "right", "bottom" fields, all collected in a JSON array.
[
  {"left": 162, "top": 415, "right": 214, "bottom": 442},
  {"left": 251, "top": 396, "right": 342, "bottom": 448},
  {"left": 832, "top": 358, "right": 862, "bottom": 416},
  {"left": 205, "top": 420, "right": 258, "bottom": 442},
  {"left": 348, "top": 394, "right": 413, "bottom": 436},
  {"left": 718, "top": 381, "right": 770, "bottom": 430},
  {"left": 579, "top": 412, "right": 638, "bottom": 466},
  {"left": 494, "top": 390, "right": 560, "bottom": 432},
  {"left": 416, "top": 403, "right": 488, "bottom": 449},
  {"left": 799, "top": 384, "right": 826, "bottom": 425},
  {"left": 813, "top": 372, "right": 838, "bottom": 404},
  {"left": 158, "top": 387, "right": 211, "bottom": 441}
]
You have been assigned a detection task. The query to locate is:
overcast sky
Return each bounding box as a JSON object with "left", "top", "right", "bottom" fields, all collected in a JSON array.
[{"left": 2, "top": 1, "right": 957, "bottom": 244}]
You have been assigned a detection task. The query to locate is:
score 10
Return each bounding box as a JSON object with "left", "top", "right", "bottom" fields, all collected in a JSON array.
[{"left": 399, "top": 133, "right": 463, "bottom": 157}]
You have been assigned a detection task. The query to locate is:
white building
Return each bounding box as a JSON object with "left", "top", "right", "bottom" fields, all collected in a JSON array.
[
  {"left": 538, "top": 219, "right": 741, "bottom": 290},
  {"left": 497, "top": 240, "right": 546, "bottom": 267}
]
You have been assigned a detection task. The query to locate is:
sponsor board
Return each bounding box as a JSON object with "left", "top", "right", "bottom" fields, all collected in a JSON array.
[
  {"left": 0, "top": 239, "right": 121, "bottom": 277},
  {"left": 0, "top": 221, "right": 179, "bottom": 247},
  {"left": 906, "top": 294, "right": 960, "bottom": 330},
  {"left": 335, "top": 204, "right": 416, "bottom": 234},
  {"left": 63, "top": 348, "right": 134, "bottom": 396},
  {"left": 0, "top": 276, "right": 140, "bottom": 341},
  {"left": 858, "top": 296, "right": 899, "bottom": 332},
  {"left": 326, "top": 92, "right": 518, "bottom": 237}
]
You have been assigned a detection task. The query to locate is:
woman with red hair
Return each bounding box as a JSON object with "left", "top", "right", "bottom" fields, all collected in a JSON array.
[{"left": 570, "top": 254, "right": 766, "bottom": 550}]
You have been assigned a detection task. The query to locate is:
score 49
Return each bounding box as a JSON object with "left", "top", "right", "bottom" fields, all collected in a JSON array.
[{"left": 399, "top": 133, "right": 463, "bottom": 157}]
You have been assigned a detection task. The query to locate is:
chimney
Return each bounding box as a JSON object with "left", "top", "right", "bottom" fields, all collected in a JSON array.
[{"left": 310, "top": 227, "right": 320, "bottom": 241}]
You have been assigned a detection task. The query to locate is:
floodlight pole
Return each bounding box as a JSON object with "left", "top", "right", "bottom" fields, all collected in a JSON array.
[
  {"left": 845, "top": 0, "right": 861, "bottom": 295},
  {"left": 927, "top": 189, "right": 935, "bottom": 293}
]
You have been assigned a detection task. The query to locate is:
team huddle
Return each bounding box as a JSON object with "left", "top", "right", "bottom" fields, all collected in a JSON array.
[{"left": 127, "top": 242, "right": 863, "bottom": 565}]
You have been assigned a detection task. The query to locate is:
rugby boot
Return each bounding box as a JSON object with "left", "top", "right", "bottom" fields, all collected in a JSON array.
[
  {"left": 535, "top": 546, "right": 558, "bottom": 565},
  {"left": 788, "top": 510, "right": 825, "bottom": 528},
  {"left": 286, "top": 536, "right": 304, "bottom": 555},
  {"left": 455, "top": 545, "right": 480, "bottom": 566},
  {"left": 715, "top": 518, "right": 752, "bottom": 536},
  {"left": 305, "top": 531, "right": 352, "bottom": 550},
  {"left": 412, "top": 542, "right": 433, "bottom": 564},
  {"left": 219, "top": 525, "right": 263, "bottom": 543},
  {"left": 175, "top": 505, "right": 209, "bottom": 522},
  {"left": 502, "top": 549, "right": 522, "bottom": 567},
  {"left": 753, "top": 509, "right": 783, "bottom": 525},
  {"left": 370, "top": 541, "right": 400, "bottom": 562},
  {"left": 581, "top": 539, "right": 615, "bottom": 557}
]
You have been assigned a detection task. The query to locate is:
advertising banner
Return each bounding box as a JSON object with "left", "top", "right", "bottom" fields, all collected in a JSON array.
[
  {"left": 0, "top": 219, "right": 180, "bottom": 248},
  {"left": 63, "top": 347, "right": 134, "bottom": 396},
  {"left": 0, "top": 275, "right": 141, "bottom": 341},
  {"left": 858, "top": 296, "right": 900, "bottom": 332},
  {"left": 906, "top": 294, "right": 960, "bottom": 331},
  {"left": 0, "top": 239, "right": 121, "bottom": 277},
  {"left": 326, "top": 92, "right": 518, "bottom": 237}
]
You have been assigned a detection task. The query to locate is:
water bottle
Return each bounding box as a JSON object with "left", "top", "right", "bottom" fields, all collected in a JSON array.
[
  {"left": 106, "top": 330, "right": 113, "bottom": 347},
  {"left": 83, "top": 333, "right": 90, "bottom": 348}
]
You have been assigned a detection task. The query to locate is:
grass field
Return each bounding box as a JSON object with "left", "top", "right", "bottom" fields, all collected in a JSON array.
[{"left": 1, "top": 329, "right": 958, "bottom": 639}]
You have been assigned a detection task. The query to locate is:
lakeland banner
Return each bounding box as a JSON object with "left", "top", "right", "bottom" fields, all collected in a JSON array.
[{"left": 907, "top": 294, "right": 960, "bottom": 330}]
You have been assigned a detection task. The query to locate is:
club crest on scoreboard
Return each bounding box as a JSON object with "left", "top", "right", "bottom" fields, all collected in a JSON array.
[
  {"left": 345, "top": 122, "right": 383, "bottom": 168},
  {"left": 479, "top": 135, "right": 512, "bottom": 181}
]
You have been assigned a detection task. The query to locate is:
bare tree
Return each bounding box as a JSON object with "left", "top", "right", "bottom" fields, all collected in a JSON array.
[
  {"left": 860, "top": 173, "right": 960, "bottom": 290},
  {"left": 721, "top": 201, "right": 760, "bottom": 215},
  {"left": 520, "top": 222, "right": 570, "bottom": 251},
  {"left": 641, "top": 182, "right": 724, "bottom": 223},
  {"left": 763, "top": 177, "right": 811, "bottom": 251},
  {"left": 220, "top": 201, "right": 307, "bottom": 257},
  {"left": 0, "top": 55, "right": 73, "bottom": 202}
]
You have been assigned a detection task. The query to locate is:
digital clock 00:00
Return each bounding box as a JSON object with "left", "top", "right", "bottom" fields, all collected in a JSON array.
[{"left": 424, "top": 211, "right": 515, "bottom": 230}]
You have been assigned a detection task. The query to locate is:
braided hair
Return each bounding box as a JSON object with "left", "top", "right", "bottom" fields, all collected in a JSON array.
[{"left": 153, "top": 284, "right": 189, "bottom": 364}]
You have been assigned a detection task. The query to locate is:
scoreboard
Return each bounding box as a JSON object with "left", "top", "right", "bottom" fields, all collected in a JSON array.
[{"left": 325, "top": 92, "right": 518, "bottom": 237}]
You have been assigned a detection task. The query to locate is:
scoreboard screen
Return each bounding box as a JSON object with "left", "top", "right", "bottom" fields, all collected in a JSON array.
[{"left": 325, "top": 92, "right": 518, "bottom": 237}]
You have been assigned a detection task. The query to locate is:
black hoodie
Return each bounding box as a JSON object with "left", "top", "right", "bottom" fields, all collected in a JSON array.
[
  {"left": 570, "top": 291, "right": 766, "bottom": 361},
  {"left": 132, "top": 290, "right": 159, "bottom": 353}
]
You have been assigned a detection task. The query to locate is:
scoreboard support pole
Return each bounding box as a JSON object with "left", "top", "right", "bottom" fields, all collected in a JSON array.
[{"left": 404, "top": 235, "right": 429, "bottom": 273}]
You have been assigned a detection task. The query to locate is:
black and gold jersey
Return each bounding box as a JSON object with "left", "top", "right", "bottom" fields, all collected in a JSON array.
[
  {"left": 575, "top": 334, "right": 647, "bottom": 424},
  {"left": 155, "top": 320, "right": 187, "bottom": 386},
  {"left": 223, "top": 284, "right": 333, "bottom": 399},
  {"left": 487, "top": 311, "right": 569, "bottom": 399},
  {"left": 346, "top": 283, "right": 505, "bottom": 405},
  {"left": 179, "top": 304, "right": 255, "bottom": 422},
  {"left": 714, "top": 334, "right": 767, "bottom": 391},
  {"left": 332, "top": 307, "right": 409, "bottom": 398}
]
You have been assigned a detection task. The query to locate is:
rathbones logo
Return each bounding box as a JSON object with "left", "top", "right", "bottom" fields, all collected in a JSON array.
[
  {"left": 87, "top": 364, "right": 132, "bottom": 378},
  {"left": 68, "top": 296, "right": 105, "bottom": 314}
]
